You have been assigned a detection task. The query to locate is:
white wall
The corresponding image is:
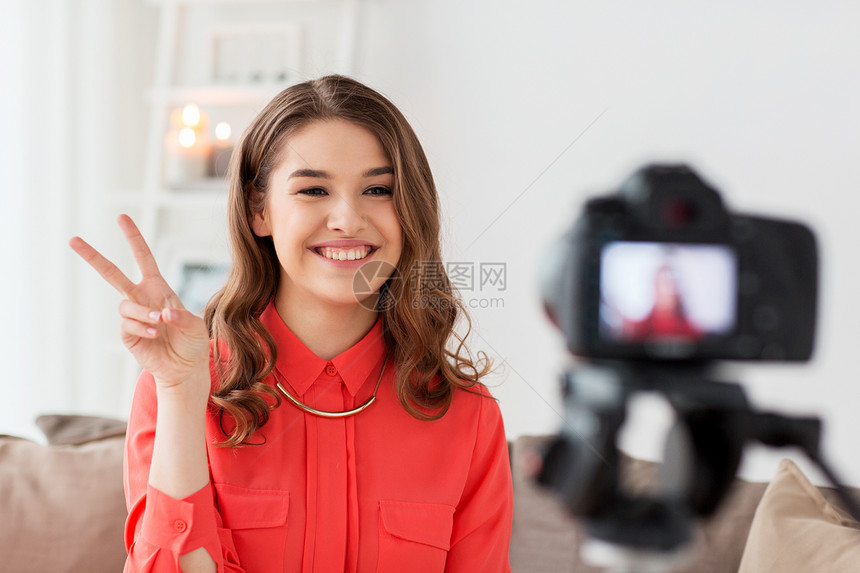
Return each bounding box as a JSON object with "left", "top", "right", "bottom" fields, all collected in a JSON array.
[
  {"left": 0, "top": 2, "right": 37, "bottom": 440},
  {"left": 0, "top": 0, "right": 157, "bottom": 441},
  {"left": 3, "top": 0, "right": 859, "bottom": 486},
  {"left": 355, "top": 0, "right": 860, "bottom": 485}
]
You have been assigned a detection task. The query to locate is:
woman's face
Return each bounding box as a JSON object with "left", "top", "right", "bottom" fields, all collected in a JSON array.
[
  {"left": 252, "top": 119, "right": 403, "bottom": 311},
  {"left": 654, "top": 266, "right": 680, "bottom": 306}
]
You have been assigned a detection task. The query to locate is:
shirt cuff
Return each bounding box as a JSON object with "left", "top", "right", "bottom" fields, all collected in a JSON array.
[{"left": 140, "top": 482, "right": 219, "bottom": 555}]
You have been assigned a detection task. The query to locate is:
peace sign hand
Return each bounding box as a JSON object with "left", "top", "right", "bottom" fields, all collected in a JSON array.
[{"left": 70, "top": 215, "right": 211, "bottom": 393}]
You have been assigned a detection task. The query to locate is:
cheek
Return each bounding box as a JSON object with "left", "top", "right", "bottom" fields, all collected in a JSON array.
[
  {"left": 384, "top": 216, "right": 404, "bottom": 256},
  {"left": 381, "top": 205, "right": 403, "bottom": 242},
  {"left": 268, "top": 223, "right": 313, "bottom": 266},
  {"left": 390, "top": 218, "right": 404, "bottom": 244},
  {"left": 269, "top": 204, "right": 314, "bottom": 240}
]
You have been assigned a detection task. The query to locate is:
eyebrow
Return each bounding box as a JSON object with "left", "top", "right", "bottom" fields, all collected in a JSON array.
[
  {"left": 363, "top": 166, "right": 394, "bottom": 177},
  {"left": 287, "top": 166, "right": 394, "bottom": 179}
]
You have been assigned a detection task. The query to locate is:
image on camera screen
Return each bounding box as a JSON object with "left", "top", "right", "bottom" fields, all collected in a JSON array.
[{"left": 599, "top": 241, "right": 737, "bottom": 343}]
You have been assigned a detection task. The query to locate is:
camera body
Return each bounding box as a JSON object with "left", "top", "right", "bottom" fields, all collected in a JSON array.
[{"left": 542, "top": 164, "right": 818, "bottom": 362}]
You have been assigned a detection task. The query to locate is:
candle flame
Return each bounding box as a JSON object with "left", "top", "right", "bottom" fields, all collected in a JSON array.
[
  {"left": 182, "top": 104, "right": 201, "bottom": 127},
  {"left": 178, "top": 127, "right": 196, "bottom": 148},
  {"left": 215, "top": 122, "right": 232, "bottom": 142}
]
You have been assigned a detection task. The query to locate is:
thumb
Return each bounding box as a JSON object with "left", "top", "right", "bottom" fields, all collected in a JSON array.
[{"left": 162, "top": 307, "right": 203, "bottom": 332}]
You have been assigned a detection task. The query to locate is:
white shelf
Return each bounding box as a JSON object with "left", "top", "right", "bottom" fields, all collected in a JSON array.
[
  {"left": 146, "top": 84, "right": 292, "bottom": 106},
  {"left": 105, "top": 187, "right": 228, "bottom": 209},
  {"left": 167, "top": 177, "right": 230, "bottom": 192}
]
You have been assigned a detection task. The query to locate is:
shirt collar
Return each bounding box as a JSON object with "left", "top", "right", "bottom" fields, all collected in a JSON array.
[{"left": 260, "top": 300, "right": 386, "bottom": 397}]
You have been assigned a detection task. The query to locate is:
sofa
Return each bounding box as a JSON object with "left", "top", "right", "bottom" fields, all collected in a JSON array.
[{"left": 1, "top": 416, "right": 859, "bottom": 572}]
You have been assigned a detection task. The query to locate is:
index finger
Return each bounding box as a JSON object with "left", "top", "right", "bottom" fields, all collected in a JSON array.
[
  {"left": 69, "top": 236, "right": 135, "bottom": 296},
  {"left": 117, "top": 214, "right": 162, "bottom": 279}
]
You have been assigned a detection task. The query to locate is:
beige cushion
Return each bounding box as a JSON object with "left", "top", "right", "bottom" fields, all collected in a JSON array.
[
  {"left": 738, "top": 458, "right": 860, "bottom": 573},
  {"left": 36, "top": 413, "right": 127, "bottom": 446},
  {"left": 0, "top": 416, "right": 128, "bottom": 573}
]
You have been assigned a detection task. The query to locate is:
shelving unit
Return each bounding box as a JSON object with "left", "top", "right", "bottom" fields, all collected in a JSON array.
[
  {"left": 139, "top": 0, "right": 360, "bottom": 241},
  {"left": 112, "top": 0, "right": 361, "bottom": 395}
]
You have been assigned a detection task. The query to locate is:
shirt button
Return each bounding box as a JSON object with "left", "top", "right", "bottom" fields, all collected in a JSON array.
[
  {"left": 325, "top": 363, "right": 337, "bottom": 376},
  {"left": 173, "top": 519, "right": 188, "bottom": 533}
]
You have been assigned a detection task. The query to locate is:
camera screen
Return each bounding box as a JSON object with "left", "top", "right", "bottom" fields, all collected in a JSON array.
[{"left": 599, "top": 242, "right": 737, "bottom": 342}]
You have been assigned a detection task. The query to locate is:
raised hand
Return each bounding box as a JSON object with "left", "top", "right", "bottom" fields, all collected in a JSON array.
[{"left": 69, "top": 215, "right": 210, "bottom": 391}]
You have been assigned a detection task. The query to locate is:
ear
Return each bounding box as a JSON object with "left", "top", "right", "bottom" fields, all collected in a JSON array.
[{"left": 251, "top": 209, "right": 271, "bottom": 237}]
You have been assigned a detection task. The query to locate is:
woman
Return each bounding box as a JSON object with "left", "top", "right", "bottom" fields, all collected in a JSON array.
[
  {"left": 623, "top": 264, "right": 702, "bottom": 341},
  {"left": 70, "top": 75, "right": 513, "bottom": 572}
]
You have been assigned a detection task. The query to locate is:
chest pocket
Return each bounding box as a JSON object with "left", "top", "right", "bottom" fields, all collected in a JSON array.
[
  {"left": 377, "top": 500, "right": 455, "bottom": 572},
  {"left": 215, "top": 483, "right": 289, "bottom": 571}
]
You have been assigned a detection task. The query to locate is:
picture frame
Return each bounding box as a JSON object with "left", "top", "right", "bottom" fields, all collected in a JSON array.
[
  {"left": 206, "top": 22, "right": 305, "bottom": 85},
  {"left": 163, "top": 244, "right": 231, "bottom": 316}
]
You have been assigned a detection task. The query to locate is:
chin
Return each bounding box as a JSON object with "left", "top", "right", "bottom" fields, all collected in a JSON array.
[{"left": 322, "top": 291, "right": 381, "bottom": 311}]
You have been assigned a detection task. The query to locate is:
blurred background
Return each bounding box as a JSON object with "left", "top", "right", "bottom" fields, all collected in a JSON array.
[{"left": 2, "top": 0, "right": 859, "bottom": 485}]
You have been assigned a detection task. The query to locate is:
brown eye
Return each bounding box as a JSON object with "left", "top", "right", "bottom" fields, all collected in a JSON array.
[
  {"left": 364, "top": 186, "right": 392, "bottom": 196},
  {"left": 299, "top": 187, "right": 327, "bottom": 196}
]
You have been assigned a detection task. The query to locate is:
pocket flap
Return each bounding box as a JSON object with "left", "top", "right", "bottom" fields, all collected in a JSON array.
[
  {"left": 215, "top": 483, "right": 289, "bottom": 530},
  {"left": 379, "top": 500, "right": 455, "bottom": 551}
]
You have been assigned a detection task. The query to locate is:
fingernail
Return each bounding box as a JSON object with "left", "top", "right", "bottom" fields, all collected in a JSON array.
[
  {"left": 164, "top": 309, "right": 177, "bottom": 322},
  {"left": 146, "top": 327, "right": 158, "bottom": 336},
  {"left": 148, "top": 311, "right": 161, "bottom": 321}
]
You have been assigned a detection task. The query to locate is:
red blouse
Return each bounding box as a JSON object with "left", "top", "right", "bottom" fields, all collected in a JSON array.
[{"left": 123, "top": 302, "right": 513, "bottom": 572}]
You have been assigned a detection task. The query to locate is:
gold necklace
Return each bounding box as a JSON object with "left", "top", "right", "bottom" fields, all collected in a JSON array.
[{"left": 273, "top": 360, "right": 387, "bottom": 418}]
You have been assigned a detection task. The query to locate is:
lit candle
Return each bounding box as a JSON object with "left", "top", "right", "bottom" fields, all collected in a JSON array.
[
  {"left": 164, "top": 126, "right": 210, "bottom": 186},
  {"left": 210, "top": 121, "right": 234, "bottom": 178},
  {"left": 163, "top": 104, "right": 211, "bottom": 187},
  {"left": 182, "top": 104, "right": 201, "bottom": 128}
]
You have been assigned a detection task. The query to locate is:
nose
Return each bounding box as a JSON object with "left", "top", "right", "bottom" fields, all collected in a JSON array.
[{"left": 327, "top": 191, "right": 367, "bottom": 235}]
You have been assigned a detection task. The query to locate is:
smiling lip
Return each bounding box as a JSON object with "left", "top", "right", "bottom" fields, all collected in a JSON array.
[
  {"left": 310, "top": 239, "right": 379, "bottom": 249},
  {"left": 309, "top": 240, "right": 379, "bottom": 267}
]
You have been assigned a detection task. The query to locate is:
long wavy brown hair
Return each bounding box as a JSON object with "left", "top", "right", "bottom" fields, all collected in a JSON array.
[{"left": 204, "top": 75, "right": 492, "bottom": 447}]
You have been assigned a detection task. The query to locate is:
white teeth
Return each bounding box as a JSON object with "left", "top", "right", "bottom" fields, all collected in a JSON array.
[{"left": 319, "top": 246, "right": 371, "bottom": 261}]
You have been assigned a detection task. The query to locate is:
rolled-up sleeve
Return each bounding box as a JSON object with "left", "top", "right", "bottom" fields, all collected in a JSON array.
[{"left": 123, "top": 370, "right": 242, "bottom": 572}]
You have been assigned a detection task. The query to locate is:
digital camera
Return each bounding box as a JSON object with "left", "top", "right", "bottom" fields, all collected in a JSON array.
[
  {"left": 533, "top": 165, "right": 849, "bottom": 560},
  {"left": 541, "top": 164, "right": 818, "bottom": 362}
]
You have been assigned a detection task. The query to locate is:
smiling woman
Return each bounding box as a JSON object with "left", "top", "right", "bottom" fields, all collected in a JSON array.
[
  {"left": 251, "top": 119, "right": 403, "bottom": 314},
  {"left": 70, "top": 75, "right": 512, "bottom": 573}
]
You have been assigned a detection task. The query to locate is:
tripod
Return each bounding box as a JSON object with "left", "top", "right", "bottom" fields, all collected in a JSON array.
[{"left": 537, "top": 361, "right": 860, "bottom": 573}]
